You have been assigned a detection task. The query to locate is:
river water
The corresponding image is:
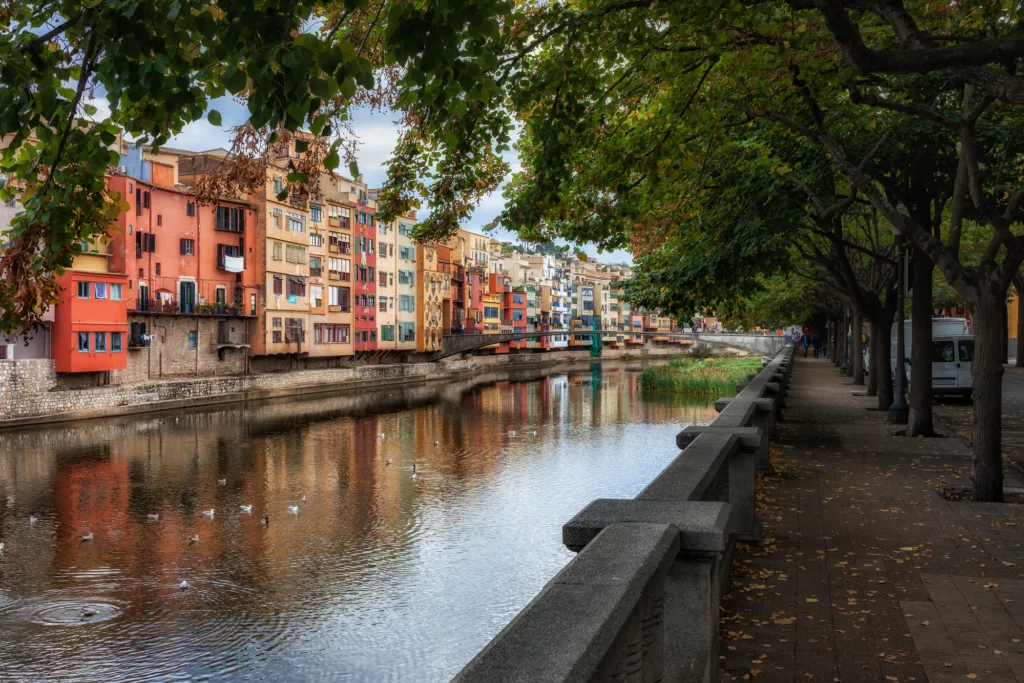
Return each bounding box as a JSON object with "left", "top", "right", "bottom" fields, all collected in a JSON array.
[{"left": 0, "top": 361, "right": 716, "bottom": 682}]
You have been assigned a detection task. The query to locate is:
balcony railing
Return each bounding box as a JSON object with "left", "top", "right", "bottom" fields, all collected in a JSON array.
[{"left": 132, "top": 297, "right": 246, "bottom": 317}]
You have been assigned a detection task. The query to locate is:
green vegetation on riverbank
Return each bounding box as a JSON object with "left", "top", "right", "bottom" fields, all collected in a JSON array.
[{"left": 639, "top": 356, "right": 764, "bottom": 395}]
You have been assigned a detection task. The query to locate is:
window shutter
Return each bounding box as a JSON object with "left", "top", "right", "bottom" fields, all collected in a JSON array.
[
  {"left": 148, "top": 233, "right": 156, "bottom": 251},
  {"left": 143, "top": 191, "right": 150, "bottom": 208},
  {"left": 180, "top": 238, "right": 186, "bottom": 255}
]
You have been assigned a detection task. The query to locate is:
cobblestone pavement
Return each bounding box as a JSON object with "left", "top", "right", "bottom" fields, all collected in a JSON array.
[{"left": 720, "top": 356, "right": 1024, "bottom": 683}]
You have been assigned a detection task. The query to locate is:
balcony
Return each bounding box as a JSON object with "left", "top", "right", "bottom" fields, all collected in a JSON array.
[{"left": 131, "top": 297, "right": 251, "bottom": 317}]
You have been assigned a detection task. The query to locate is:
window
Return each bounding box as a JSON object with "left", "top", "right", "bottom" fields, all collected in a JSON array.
[
  {"left": 250, "top": 293, "right": 257, "bottom": 315},
  {"left": 78, "top": 332, "right": 89, "bottom": 353},
  {"left": 379, "top": 297, "right": 388, "bottom": 312},
  {"left": 932, "top": 340, "right": 955, "bottom": 363},
  {"left": 398, "top": 222, "right": 414, "bottom": 237},
  {"left": 399, "top": 295, "right": 416, "bottom": 312},
  {"left": 273, "top": 275, "right": 283, "bottom": 296},
  {"left": 485, "top": 306, "right": 499, "bottom": 319},
  {"left": 186, "top": 201, "right": 196, "bottom": 217},
  {"left": 273, "top": 176, "right": 283, "bottom": 194},
  {"left": 285, "top": 244, "right": 306, "bottom": 264},
  {"left": 156, "top": 214, "right": 163, "bottom": 227},
  {"left": 314, "top": 323, "right": 350, "bottom": 343},
  {"left": 340, "top": 233, "right": 351, "bottom": 252},
  {"left": 155, "top": 263, "right": 161, "bottom": 276},
  {"left": 399, "top": 245, "right": 415, "bottom": 261},
  {"left": 379, "top": 271, "right": 388, "bottom": 287},
  {"left": 180, "top": 238, "right": 195, "bottom": 255},
  {"left": 216, "top": 206, "right": 245, "bottom": 232},
  {"left": 216, "top": 243, "right": 241, "bottom": 268},
  {"left": 188, "top": 331, "right": 197, "bottom": 349},
  {"left": 328, "top": 285, "right": 350, "bottom": 310},
  {"left": 110, "top": 283, "right": 122, "bottom": 300},
  {"left": 309, "top": 256, "right": 322, "bottom": 278},
  {"left": 77, "top": 281, "right": 90, "bottom": 299},
  {"left": 399, "top": 322, "right": 416, "bottom": 342},
  {"left": 272, "top": 317, "right": 282, "bottom": 327},
  {"left": 310, "top": 232, "right": 323, "bottom": 247},
  {"left": 273, "top": 241, "right": 282, "bottom": 261},
  {"left": 111, "top": 332, "right": 122, "bottom": 352},
  {"left": 368, "top": 238, "right": 375, "bottom": 255},
  {"left": 94, "top": 332, "right": 106, "bottom": 352},
  {"left": 398, "top": 269, "right": 414, "bottom": 285},
  {"left": 93, "top": 282, "right": 107, "bottom": 299},
  {"left": 286, "top": 211, "right": 304, "bottom": 232},
  {"left": 272, "top": 208, "right": 281, "bottom": 227},
  {"left": 310, "top": 285, "right": 323, "bottom": 308},
  {"left": 513, "top": 294, "right": 524, "bottom": 304},
  {"left": 958, "top": 339, "right": 975, "bottom": 363},
  {"left": 381, "top": 325, "right": 395, "bottom": 341},
  {"left": 370, "top": 330, "right": 376, "bottom": 341},
  {"left": 310, "top": 205, "right": 322, "bottom": 223},
  {"left": 287, "top": 276, "right": 306, "bottom": 297},
  {"left": 285, "top": 318, "right": 304, "bottom": 343},
  {"left": 513, "top": 310, "right": 524, "bottom": 321}
]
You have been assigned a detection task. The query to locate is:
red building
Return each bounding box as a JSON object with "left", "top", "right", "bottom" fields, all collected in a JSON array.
[
  {"left": 51, "top": 266, "right": 129, "bottom": 375},
  {"left": 352, "top": 203, "right": 377, "bottom": 351},
  {"left": 504, "top": 286, "right": 527, "bottom": 350},
  {"left": 464, "top": 268, "right": 485, "bottom": 334}
]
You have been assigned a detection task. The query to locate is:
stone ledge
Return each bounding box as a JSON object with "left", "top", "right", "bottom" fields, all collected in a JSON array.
[
  {"left": 563, "top": 499, "right": 733, "bottom": 555},
  {"left": 676, "top": 425, "right": 761, "bottom": 451}
]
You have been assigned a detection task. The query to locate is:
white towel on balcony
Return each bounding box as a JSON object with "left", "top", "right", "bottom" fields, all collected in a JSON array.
[{"left": 223, "top": 255, "right": 244, "bottom": 273}]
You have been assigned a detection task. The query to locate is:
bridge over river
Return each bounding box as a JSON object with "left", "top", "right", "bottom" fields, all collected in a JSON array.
[{"left": 435, "top": 330, "right": 792, "bottom": 360}]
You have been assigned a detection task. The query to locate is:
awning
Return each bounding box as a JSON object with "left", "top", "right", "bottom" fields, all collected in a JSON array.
[{"left": 223, "top": 255, "right": 244, "bottom": 273}]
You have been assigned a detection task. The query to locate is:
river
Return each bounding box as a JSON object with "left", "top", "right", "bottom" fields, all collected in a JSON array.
[{"left": 0, "top": 360, "right": 717, "bottom": 682}]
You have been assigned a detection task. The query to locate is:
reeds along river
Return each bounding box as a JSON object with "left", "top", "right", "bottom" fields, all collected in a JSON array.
[{"left": 0, "top": 360, "right": 717, "bottom": 682}]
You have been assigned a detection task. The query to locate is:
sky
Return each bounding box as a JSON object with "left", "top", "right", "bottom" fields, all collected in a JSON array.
[{"left": 125, "top": 95, "right": 633, "bottom": 264}]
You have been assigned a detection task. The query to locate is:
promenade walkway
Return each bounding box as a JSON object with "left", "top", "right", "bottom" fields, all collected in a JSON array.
[{"left": 721, "top": 356, "right": 1024, "bottom": 683}]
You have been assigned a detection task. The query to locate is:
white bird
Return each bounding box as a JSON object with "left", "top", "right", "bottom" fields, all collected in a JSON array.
[
  {"left": 179, "top": 580, "right": 190, "bottom": 590},
  {"left": 301, "top": 495, "right": 306, "bottom": 503},
  {"left": 81, "top": 607, "right": 97, "bottom": 619},
  {"left": 385, "top": 459, "right": 392, "bottom": 466},
  {"left": 147, "top": 513, "right": 160, "bottom": 521},
  {"left": 29, "top": 516, "right": 38, "bottom": 524},
  {"left": 240, "top": 505, "right": 253, "bottom": 513},
  {"left": 529, "top": 431, "right": 537, "bottom": 436},
  {"left": 288, "top": 505, "right": 299, "bottom": 514},
  {"left": 5, "top": 495, "right": 13, "bottom": 505},
  {"left": 378, "top": 433, "right": 386, "bottom": 439},
  {"left": 260, "top": 515, "right": 270, "bottom": 525},
  {"left": 0, "top": 543, "right": 5, "bottom": 553},
  {"left": 188, "top": 535, "right": 199, "bottom": 544},
  {"left": 80, "top": 532, "right": 93, "bottom": 542},
  {"left": 217, "top": 478, "right": 226, "bottom": 486},
  {"left": 508, "top": 430, "right": 516, "bottom": 436},
  {"left": 202, "top": 509, "right": 214, "bottom": 518},
  {"left": 434, "top": 441, "right": 439, "bottom": 446}
]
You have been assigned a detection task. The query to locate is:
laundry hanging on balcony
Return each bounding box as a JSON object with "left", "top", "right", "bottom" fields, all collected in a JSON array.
[{"left": 222, "top": 255, "right": 244, "bottom": 273}]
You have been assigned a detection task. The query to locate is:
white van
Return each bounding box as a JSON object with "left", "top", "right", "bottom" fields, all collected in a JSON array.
[{"left": 890, "top": 318, "right": 974, "bottom": 399}]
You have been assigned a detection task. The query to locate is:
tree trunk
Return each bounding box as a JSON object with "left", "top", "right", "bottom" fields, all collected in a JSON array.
[
  {"left": 873, "top": 316, "right": 894, "bottom": 410},
  {"left": 867, "top": 321, "right": 878, "bottom": 396},
  {"left": 1001, "top": 298, "right": 1009, "bottom": 364},
  {"left": 972, "top": 300, "right": 1005, "bottom": 503},
  {"left": 1016, "top": 284, "right": 1024, "bottom": 367},
  {"left": 906, "top": 249, "right": 936, "bottom": 437},
  {"left": 831, "top": 320, "right": 839, "bottom": 364},
  {"left": 852, "top": 310, "right": 864, "bottom": 385}
]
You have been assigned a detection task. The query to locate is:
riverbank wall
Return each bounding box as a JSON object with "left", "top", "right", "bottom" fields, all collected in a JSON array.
[{"left": 0, "top": 345, "right": 719, "bottom": 428}]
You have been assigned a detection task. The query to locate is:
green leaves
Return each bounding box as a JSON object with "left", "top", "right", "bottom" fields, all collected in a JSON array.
[{"left": 207, "top": 109, "right": 222, "bottom": 126}]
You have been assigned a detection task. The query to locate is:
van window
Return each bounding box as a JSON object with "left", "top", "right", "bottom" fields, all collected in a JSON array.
[
  {"left": 957, "top": 339, "right": 974, "bottom": 362},
  {"left": 931, "top": 340, "right": 955, "bottom": 363}
]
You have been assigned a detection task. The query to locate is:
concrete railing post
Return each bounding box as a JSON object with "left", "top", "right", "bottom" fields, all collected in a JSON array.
[{"left": 564, "top": 500, "right": 734, "bottom": 683}]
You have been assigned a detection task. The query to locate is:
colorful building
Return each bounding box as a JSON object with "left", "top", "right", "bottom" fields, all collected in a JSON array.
[{"left": 416, "top": 242, "right": 448, "bottom": 353}]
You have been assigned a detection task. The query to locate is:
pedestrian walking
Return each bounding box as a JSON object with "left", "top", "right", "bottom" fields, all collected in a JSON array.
[
  {"left": 801, "top": 332, "right": 809, "bottom": 357},
  {"left": 812, "top": 333, "right": 822, "bottom": 358}
]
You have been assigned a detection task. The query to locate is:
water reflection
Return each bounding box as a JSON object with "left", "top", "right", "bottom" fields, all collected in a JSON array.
[{"left": 0, "top": 361, "right": 717, "bottom": 682}]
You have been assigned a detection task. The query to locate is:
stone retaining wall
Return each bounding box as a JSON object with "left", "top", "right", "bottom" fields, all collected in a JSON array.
[{"left": 0, "top": 346, "right": 693, "bottom": 426}]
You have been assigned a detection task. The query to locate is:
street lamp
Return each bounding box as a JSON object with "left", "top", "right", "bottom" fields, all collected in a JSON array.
[{"left": 888, "top": 216, "right": 909, "bottom": 424}]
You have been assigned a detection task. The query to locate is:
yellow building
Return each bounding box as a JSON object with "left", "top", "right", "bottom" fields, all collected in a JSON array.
[{"left": 416, "top": 243, "right": 448, "bottom": 352}]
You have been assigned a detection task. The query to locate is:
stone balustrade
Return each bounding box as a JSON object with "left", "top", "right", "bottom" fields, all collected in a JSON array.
[{"left": 452, "top": 344, "right": 795, "bottom": 683}]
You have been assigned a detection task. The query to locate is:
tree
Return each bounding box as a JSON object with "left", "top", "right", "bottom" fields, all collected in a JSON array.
[{"left": 0, "top": 0, "right": 515, "bottom": 333}]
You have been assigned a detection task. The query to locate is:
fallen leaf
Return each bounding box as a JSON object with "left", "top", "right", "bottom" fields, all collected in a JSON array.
[{"left": 806, "top": 598, "right": 819, "bottom": 603}]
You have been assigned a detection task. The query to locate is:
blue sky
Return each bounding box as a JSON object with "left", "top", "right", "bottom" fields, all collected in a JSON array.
[{"left": 152, "top": 96, "right": 633, "bottom": 264}]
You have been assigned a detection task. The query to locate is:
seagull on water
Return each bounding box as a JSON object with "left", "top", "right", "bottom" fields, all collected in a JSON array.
[
  {"left": 508, "top": 430, "right": 516, "bottom": 436},
  {"left": 434, "top": 441, "right": 439, "bottom": 446},
  {"left": 217, "top": 478, "right": 226, "bottom": 486},
  {"left": 0, "top": 543, "right": 5, "bottom": 553},
  {"left": 288, "top": 505, "right": 299, "bottom": 514},
  {"left": 29, "top": 516, "right": 38, "bottom": 524},
  {"left": 529, "top": 430, "right": 537, "bottom": 436},
  {"left": 81, "top": 607, "right": 97, "bottom": 619},
  {"left": 301, "top": 495, "right": 306, "bottom": 503},
  {"left": 179, "top": 580, "right": 190, "bottom": 590},
  {"left": 202, "top": 509, "right": 215, "bottom": 518},
  {"left": 260, "top": 515, "right": 270, "bottom": 525},
  {"left": 188, "top": 535, "right": 199, "bottom": 544},
  {"left": 240, "top": 505, "right": 253, "bottom": 513},
  {"left": 385, "top": 459, "right": 392, "bottom": 466},
  {"left": 80, "top": 532, "right": 94, "bottom": 542},
  {"left": 147, "top": 513, "right": 160, "bottom": 521},
  {"left": 378, "top": 433, "right": 385, "bottom": 439}
]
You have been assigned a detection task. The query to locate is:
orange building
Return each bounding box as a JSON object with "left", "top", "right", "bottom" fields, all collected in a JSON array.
[{"left": 51, "top": 235, "right": 129, "bottom": 375}]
